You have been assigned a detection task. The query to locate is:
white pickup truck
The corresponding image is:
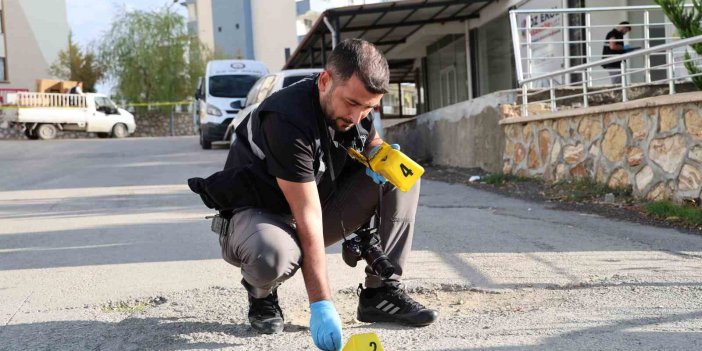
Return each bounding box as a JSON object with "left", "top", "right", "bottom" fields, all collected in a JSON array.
[{"left": 2, "top": 92, "right": 136, "bottom": 140}]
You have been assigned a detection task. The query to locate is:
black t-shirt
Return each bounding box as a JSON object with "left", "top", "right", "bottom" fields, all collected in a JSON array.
[
  {"left": 223, "top": 75, "right": 376, "bottom": 213},
  {"left": 602, "top": 29, "right": 625, "bottom": 68},
  {"left": 605, "top": 29, "right": 624, "bottom": 51}
]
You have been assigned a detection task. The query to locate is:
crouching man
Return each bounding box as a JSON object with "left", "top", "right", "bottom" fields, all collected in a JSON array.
[{"left": 189, "top": 39, "right": 437, "bottom": 351}]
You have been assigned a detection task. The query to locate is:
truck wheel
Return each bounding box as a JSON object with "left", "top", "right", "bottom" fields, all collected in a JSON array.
[
  {"left": 111, "top": 123, "right": 128, "bottom": 138},
  {"left": 37, "top": 124, "right": 58, "bottom": 140},
  {"left": 200, "top": 131, "right": 212, "bottom": 150},
  {"left": 25, "top": 128, "right": 39, "bottom": 140}
]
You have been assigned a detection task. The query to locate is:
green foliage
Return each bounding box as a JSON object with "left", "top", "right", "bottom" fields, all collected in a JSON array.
[
  {"left": 546, "top": 178, "right": 632, "bottom": 202},
  {"left": 49, "top": 33, "right": 105, "bottom": 92},
  {"left": 655, "top": 0, "right": 702, "bottom": 89},
  {"left": 645, "top": 201, "right": 702, "bottom": 226},
  {"left": 97, "top": 6, "right": 210, "bottom": 103}
]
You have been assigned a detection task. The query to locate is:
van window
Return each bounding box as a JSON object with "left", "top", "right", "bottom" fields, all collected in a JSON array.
[
  {"left": 209, "top": 75, "right": 260, "bottom": 98},
  {"left": 197, "top": 78, "right": 205, "bottom": 98},
  {"left": 254, "top": 75, "right": 276, "bottom": 105},
  {"left": 95, "top": 96, "right": 116, "bottom": 109},
  {"left": 245, "top": 77, "right": 266, "bottom": 107}
]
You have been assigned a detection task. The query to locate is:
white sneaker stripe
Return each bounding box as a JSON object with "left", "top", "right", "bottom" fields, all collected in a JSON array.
[
  {"left": 376, "top": 300, "right": 388, "bottom": 309},
  {"left": 389, "top": 306, "right": 400, "bottom": 315}
]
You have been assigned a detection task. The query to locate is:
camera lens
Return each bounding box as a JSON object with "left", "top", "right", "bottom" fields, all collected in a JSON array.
[
  {"left": 365, "top": 246, "right": 395, "bottom": 279},
  {"left": 373, "top": 257, "right": 395, "bottom": 279}
]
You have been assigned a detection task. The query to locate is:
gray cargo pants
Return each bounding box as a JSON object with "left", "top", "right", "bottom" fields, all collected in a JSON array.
[{"left": 220, "top": 168, "right": 420, "bottom": 298}]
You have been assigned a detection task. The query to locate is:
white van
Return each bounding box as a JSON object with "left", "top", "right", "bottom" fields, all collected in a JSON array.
[
  {"left": 194, "top": 60, "right": 268, "bottom": 149},
  {"left": 3, "top": 92, "right": 136, "bottom": 140},
  {"left": 223, "top": 68, "right": 323, "bottom": 145}
]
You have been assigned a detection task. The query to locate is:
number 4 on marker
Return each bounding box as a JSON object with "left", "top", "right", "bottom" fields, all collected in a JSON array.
[{"left": 400, "top": 163, "right": 413, "bottom": 177}]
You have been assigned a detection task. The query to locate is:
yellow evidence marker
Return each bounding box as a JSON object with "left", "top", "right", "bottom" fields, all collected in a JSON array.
[
  {"left": 342, "top": 333, "right": 384, "bottom": 351},
  {"left": 347, "top": 142, "right": 424, "bottom": 192}
]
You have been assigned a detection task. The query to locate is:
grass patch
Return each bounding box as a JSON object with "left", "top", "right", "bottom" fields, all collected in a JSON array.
[
  {"left": 101, "top": 301, "right": 149, "bottom": 314},
  {"left": 546, "top": 178, "right": 632, "bottom": 202},
  {"left": 101, "top": 296, "right": 167, "bottom": 314},
  {"left": 482, "top": 173, "right": 530, "bottom": 185},
  {"left": 645, "top": 201, "right": 702, "bottom": 227}
]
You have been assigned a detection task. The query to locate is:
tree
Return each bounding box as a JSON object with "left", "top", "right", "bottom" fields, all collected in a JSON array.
[
  {"left": 97, "top": 6, "right": 209, "bottom": 103},
  {"left": 49, "top": 33, "right": 105, "bottom": 92},
  {"left": 655, "top": 0, "right": 702, "bottom": 89}
]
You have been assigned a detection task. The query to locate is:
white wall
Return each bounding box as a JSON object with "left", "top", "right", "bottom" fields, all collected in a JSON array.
[
  {"left": 2, "top": 0, "right": 69, "bottom": 90},
  {"left": 251, "top": 0, "right": 298, "bottom": 71},
  {"left": 196, "top": 0, "right": 215, "bottom": 54}
]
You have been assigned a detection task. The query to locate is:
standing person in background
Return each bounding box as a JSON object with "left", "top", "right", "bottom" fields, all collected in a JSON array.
[
  {"left": 69, "top": 81, "right": 84, "bottom": 94},
  {"left": 601, "top": 21, "right": 632, "bottom": 84}
]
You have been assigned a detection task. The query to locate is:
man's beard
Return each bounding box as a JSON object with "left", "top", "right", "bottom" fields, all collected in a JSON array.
[{"left": 321, "top": 85, "right": 353, "bottom": 131}]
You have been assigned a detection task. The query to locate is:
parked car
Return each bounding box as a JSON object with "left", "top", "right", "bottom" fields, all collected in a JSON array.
[
  {"left": 223, "top": 68, "right": 323, "bottom": 145},
  {"left": 194, "top": 59, "right": 268, "bottom": 149},
  {"left": 3, "top": 92, "right": 136, "bottom": 140},
  {"left": 223, "top": 68, "right": 385, "bottom": 145}
]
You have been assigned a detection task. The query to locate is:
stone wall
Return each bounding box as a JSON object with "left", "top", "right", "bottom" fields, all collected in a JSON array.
[
  {"left": 385, "top": 90, "right": 515, "bottom": 173},
  {"left": 501, "top": 92, "right": 702, "bottom": 202},
  {"left": 131, "top": 112, "right": 196, "bottom": 137},
  {"left": 0, "top": 112, "right": 195, "bottom": 140}
]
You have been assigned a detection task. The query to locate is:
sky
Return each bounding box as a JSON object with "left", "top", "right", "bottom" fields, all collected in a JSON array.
[
  {"left": 66, "top": 0, "right": 384, "bottom": 47},
  {"left": 64, "top": 0, "right": 382, "bottom": 93},
  {"left": 65, "top": 0, "right": 186, "bottom": 93},
  {"left": 66, "top": 0, "right": 187, "bottom": 47}
]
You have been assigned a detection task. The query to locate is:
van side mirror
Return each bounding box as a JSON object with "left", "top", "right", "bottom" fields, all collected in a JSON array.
[{"left": 230, "top": 100, "right": 243, "bottom": 110}]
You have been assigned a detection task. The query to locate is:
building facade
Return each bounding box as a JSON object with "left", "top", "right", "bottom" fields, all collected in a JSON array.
[
  {"left": 182, "top": 0, "right": 297, "bottom": 71},
  {"left": 286, "top": 0, "right": 663, "bottom": 115},
  {"left": 0, "top": 0, "right": 69, "bottom": 92}
]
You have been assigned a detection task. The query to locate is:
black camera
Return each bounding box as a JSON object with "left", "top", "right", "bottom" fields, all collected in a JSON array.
[{"left": 341, "top": 226, "right": 395, "bottom": 279}]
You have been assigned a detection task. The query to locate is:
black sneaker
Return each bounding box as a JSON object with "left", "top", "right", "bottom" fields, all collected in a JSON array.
[
  {"left": 357, "top": 284, "right": 438, "bottom": 327},
  {"left": 248, "top": 289, "right": 284, "bottom": 334}
]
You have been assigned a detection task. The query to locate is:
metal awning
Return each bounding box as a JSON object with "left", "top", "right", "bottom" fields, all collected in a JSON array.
[{"left": 284, "top": 0, "right": 493, "bottom": 83}]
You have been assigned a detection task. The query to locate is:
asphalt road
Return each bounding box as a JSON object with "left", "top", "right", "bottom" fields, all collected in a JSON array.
[{"left": 1, "top": 136, "right": 702, "bottom": 350}]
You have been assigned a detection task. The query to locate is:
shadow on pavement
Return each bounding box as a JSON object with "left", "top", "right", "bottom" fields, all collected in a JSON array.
[
  {"left": 432, "top": 310, "right": 702, "bottom": 350},
  {"left": 0, "top": 317, "right": 252, "bottom": 350},
  {"left": 0, "top": 221, "right": 220, "bottom": 270}
]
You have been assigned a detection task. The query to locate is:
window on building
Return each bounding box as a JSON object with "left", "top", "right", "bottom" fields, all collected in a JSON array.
[
  {"left": 426, "top": 34, "right": 468, "bottom": 110},
  {"left": 440, "top": 66, "right": 457, "bottom": 107},
  {"left": 476, "top": 15, "right": 517, "bottom": 95},
  {"left": 0, "top": 8, "right": 5, "bottom": 81}
]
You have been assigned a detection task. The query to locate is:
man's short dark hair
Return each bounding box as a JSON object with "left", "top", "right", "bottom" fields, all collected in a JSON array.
[
  {"left": 619, "top": 21, "right": 631, "bottom": 31},
  {"left": 325, "top": 38, "right": 389, "bottom": 94}
]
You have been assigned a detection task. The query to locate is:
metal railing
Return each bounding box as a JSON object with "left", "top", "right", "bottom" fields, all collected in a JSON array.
[
  {"left": 509, "top": 5, "right": 694, "bottom": 88},
  {"left": 518, "top": 35, "right": 702, "bottom": 117},
  {"left": 8, "top": 92, "right": 87, "bottom": 108}
]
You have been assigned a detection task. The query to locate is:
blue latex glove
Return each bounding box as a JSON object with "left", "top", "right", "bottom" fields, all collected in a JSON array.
[
  {"left": 365, "top": 144, "right": 401, "bottom": 185},
  {"left": 310, "top": 300, "right": 342, "bottom": 351}
]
